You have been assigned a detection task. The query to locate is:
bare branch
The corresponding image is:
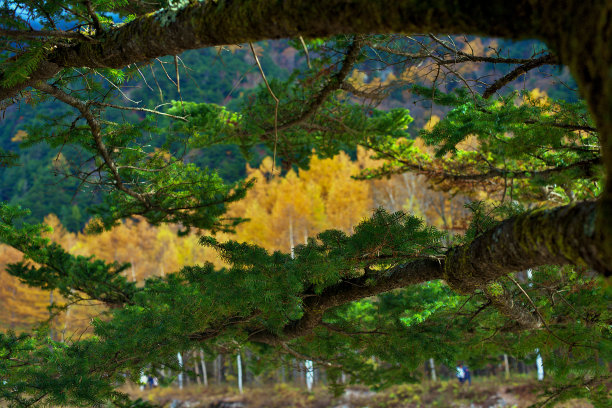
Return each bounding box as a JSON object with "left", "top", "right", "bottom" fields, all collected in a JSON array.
[
  {"left": 91, "top": 101, "right": 189, "bottom": 121},
  {"left": 483, "top": 54, "right": 557, "bottom": 98}
]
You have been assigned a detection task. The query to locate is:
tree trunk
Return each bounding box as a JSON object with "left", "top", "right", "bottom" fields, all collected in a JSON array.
[
  {"left": 200, "top": 349, "right": 208, "bottom": 386},
  {"left": 177, "top": 352, "right": 184, "bottom": 389},
  {"left": 305, "top": 359, "right": 314, "bottom": 391},
  {"left": 503, "top": 354, "right": 510, "bottom": 379},
  {"left": 429, "top": 358, "right": 437, "bottom": 382},
  {"left": 194, "top": 351, "right": 202, "bottom": 385},
  {"left": 237, "top": 353, "right": 243, "bottom": 394}
]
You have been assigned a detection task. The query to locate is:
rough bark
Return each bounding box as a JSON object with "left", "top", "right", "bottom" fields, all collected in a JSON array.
[
  {"left": 0, "top": 1, "right": 594, "bottom": 100},
  {"left": 443, "top": 201, "right": 609, "bottom": 293}
]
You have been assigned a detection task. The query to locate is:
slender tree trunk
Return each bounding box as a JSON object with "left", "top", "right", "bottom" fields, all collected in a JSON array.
[
  {"left": 289, "top": 216, "right": 295, "bottom": 258},
  {"left": 429, "top": 358, "right": 437, "bottom": 382},
  {"left": 200, "top": 349, "right": 208, "bottom": 386},
  {"left": 177, "top": 352, "right": 184, "bottom": 389},
  {"left": 305, "top": 359, "right": 314, "bottom": 391},
  {"left": 61, "top": 305, "right": 71, "bottom": 343},
  {"left": 49, "top": 291, "right": 54, "bottom": 341},
  {"left": 237, "top": 353, "right": 243, "bottom": 394},
  {"left": 194, "top": 351, "right": 202, "bottom": 385},
  {"left": 503, "top": 354, "right": 510, "bottom": 379},
  {"left": 130, "top": 259, "right": 136, "bottom": 282},
  {"left": 526, "top": 269, "right": 545, "bottom": 380},
  {"left": 536, "top": 351, "right": 545, "bottom": 381}
]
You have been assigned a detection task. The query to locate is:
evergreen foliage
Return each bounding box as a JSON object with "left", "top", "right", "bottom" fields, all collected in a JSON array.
[{"left": 0, "top": 1, "right": 611, "bottom": 407}]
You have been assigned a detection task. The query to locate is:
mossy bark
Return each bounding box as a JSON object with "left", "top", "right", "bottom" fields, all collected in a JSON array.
[
  {"left": 0, "top": 0, "right": 599, "bottom": 98},
  {"left": 444, "top": 201, "right": 608, "bottom": 293}
]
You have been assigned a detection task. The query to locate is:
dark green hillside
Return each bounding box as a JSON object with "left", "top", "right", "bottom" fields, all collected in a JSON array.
[{"left": 0, "top": 44, "right": 292, "bottom": 230}]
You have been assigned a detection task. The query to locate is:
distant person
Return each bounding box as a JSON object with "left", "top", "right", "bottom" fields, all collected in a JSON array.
[
  {"left": 456, "top": 362, "right": 466, "bottom": 384},
  {"left": 139, "top": 373, "right": 148, "bottom": 390},
  {"left": 456, "top": 362, "right": 472, "bottom": 385},
  {"left": 463, "top": 365, "right": 472, "bottom": 385}
]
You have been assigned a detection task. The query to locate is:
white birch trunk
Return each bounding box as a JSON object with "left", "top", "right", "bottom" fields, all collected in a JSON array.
[
  {"left": 503, "top": 354, "right": 510, "bottom": 379},
  {"left": 305, "top": 359, "right": 314, "bottom": 391},
  {"left": 200, "top": 349, "right": 208, "bottom": 386},
  {"left": 526, "top": 269, "right": 545, "bottom": 380},
  {"left": 429, "top": 358, "right": 437, "bottom": 382},
  {"left": 289, "top": 216, "right": 295, "bottom": 258},
  {"left": 194, "top": 351, "right": 202, "bottom": 385},
  {"left": 131, "top": 260, "right": 136, "bottom": 282},
  {"left": 177, "top": 352, "right": 184, "bottom": 389},
  {"left": 237, "top": 353, "right": 243, "bottom": 393}
]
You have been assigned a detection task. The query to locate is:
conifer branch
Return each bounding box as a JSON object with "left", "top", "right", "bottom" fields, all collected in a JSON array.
[
  {"left": 32, "top": 82, "right": 149, "bottom": 205},
  {"left": 483, "top": 284, "right": 542, "bottom": 330}
]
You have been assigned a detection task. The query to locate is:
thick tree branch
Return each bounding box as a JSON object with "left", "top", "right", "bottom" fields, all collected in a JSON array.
[
  {"left": 0, "top": 0, "right": 569, "bottom": 101},
  {"left": 444, "top": 201, "right": 610, "bottom": 292},
  {"left": 251, "top": 256, "right": 444, "bottom": 344}
]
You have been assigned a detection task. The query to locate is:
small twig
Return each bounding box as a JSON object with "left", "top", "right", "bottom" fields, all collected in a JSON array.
[
  {"left": 0, "top": 27, "right": 88, "bottom": 40},
  {"left": 93, "top": 70, "right": 140, "bottom": 104},
  {"left": 133, "top": 63, "right": 154, "bottom": 92},
  {"left": 299, "top": 36, "right": 312, "bottom": 69},
  {"left": 91, "top": 102, "right": 189, "bottom": 121},
  {"left": 149, "top": 65, "right": 164, "bottom": 102},
  {"left": 249, "top": 42, "right": 280, "bottom": 173},
  {"left": 156, "top": 58, "right": 177, "bottom": 87}
]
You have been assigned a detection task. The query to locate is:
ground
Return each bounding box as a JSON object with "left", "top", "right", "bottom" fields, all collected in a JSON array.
[{"left": 126, "top": 377, "right": 594, "bottom": 408}]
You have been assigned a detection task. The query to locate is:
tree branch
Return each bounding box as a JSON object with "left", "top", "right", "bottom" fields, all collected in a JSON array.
[
  {"left": 0, "top": 28, "right": 87, "bottom": 39},
  {"left": 32, "top": 82, "right": 149, "bottom": 205},
  {"left": 0, "top": 0, "right": 564, "bottom": 101},
  {"left": 483, "top": 284, "right": 542, "bottom": 330},
  {"left": 251, "top": 256, "right": 444, "bottom": 343},
  {"left": 483, "top": 54, "right": 557, "bottom": 98},
  {"left": 262, "top": 35, "right": 364, "bottom": 134},
  {"left": 251, "top": 200, "right": 607, "bottom": 344}
]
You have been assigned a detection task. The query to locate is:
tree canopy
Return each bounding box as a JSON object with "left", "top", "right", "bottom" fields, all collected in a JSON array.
[{"left": 0, "top": 1, "right": 610, "bottom": 407}]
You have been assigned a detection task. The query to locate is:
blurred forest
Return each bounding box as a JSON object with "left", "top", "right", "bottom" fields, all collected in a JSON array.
[{"left": 0, "top": 38, "right": 575, "bottom": 230}]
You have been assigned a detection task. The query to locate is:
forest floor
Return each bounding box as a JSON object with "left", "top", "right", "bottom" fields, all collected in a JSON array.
[{"left": 126, "top": 377, "right": 594, "bottom": 408}]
